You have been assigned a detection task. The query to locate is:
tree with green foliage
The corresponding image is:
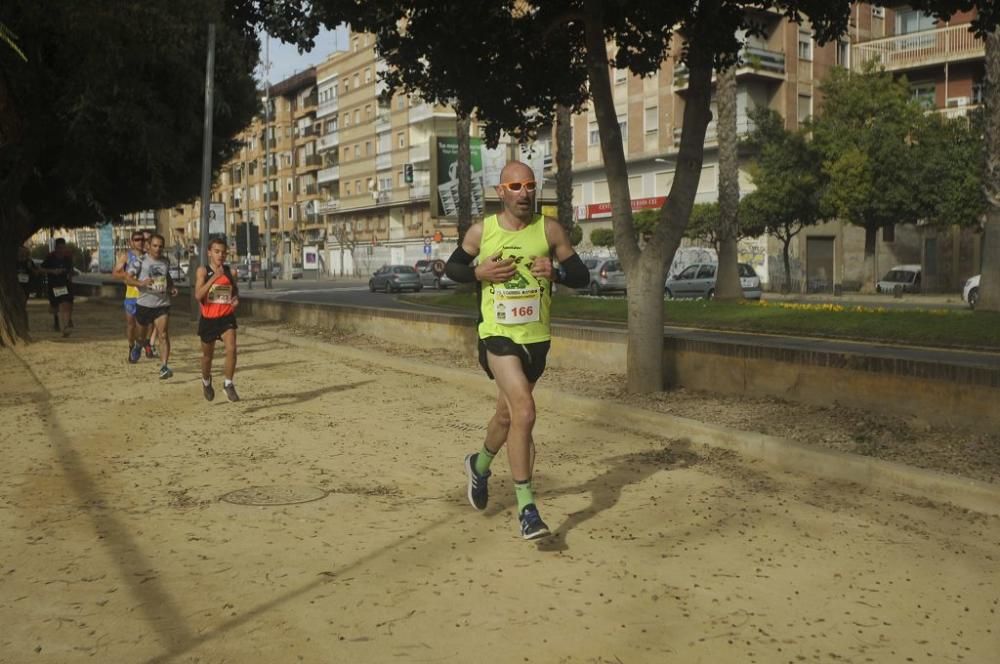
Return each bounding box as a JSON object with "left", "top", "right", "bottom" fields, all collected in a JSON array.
[
  {"left": 568, "top": 223, "right": 583, "bottom": 246},
  {"left": 590, "top": 227, "right": 615, "bottom": 248},
  {"left": 309, "top": 0, "right": 858, "bottom": 393},
  {"left": 683, "top": 201, "right": 766, "bottom": 249},
  {"left": 741, "top": 108, "right": 825, "bottom": 293},
  {"left": 915, "top": 111, "right": 986, "bottom": 230},
  {"left": 809, "top": 63, "right": 929, "bottom": 292},
  {"left": 0, "top": 0, "right": 291, "bottom": 345}
]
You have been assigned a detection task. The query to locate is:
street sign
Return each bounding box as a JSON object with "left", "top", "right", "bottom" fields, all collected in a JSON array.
[{"left": 423, "top": 244, "right": 432, "bottom": 256}]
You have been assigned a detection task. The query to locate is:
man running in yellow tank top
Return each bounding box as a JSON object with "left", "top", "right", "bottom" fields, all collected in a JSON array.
[{"left": 446, "top": 160, "right": 591, "bottom": 540}]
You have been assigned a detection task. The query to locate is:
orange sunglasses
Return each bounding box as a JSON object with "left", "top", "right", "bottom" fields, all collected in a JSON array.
[{"left": 498, "top": 180, "right": 537, "bottom": 192}]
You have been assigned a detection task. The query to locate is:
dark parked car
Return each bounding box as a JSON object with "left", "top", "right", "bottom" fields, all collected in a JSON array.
[{"left": 370, "top": 264, "right": 422, "bottom": 293}]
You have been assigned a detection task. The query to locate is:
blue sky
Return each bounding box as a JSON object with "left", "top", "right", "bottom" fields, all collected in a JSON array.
[{"left": 257, "top": 24, "right": 350, "bottom": 84}]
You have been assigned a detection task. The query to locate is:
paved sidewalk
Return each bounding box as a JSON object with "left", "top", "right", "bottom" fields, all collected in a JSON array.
[{"left": 1, "top": 301, "right": 998, "bottom": 663}]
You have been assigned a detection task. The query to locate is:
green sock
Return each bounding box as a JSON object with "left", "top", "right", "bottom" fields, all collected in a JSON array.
[
  {"left": 514, "top": 480, "right": 535, "bottom": 514},
  {"left": 474, "top": 446, "right": 496, "bottom": 476}
]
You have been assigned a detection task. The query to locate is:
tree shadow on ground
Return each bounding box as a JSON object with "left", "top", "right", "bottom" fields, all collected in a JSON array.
[
  {"left": 239, "top": 380, "right": 375, "bottom": 414},
  {"left": 535, "top": 441, "right": 701, "bottom": 552}
]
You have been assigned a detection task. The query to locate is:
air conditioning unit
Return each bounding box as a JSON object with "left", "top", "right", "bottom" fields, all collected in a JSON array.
[
  {"left": 946, "top": 96, "right": 970, "bottom": 108},
  {"left": 872, "top": 6, "right": 885, "bottom": 18}
]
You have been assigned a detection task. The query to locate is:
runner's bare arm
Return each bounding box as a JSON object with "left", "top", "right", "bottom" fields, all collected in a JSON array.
[
  {"left": 531, "top": 218, "right": 588, "bottom": 287},
  {"left": 112, "top": 253, "right": 129, "bottom": 280}
]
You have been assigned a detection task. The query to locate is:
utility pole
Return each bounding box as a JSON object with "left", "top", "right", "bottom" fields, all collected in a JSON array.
[
  {"left": 192, "top": 23, "right": 216, "bottom": 319},
  {"left": 263, "top": 33, "right": 273, "bottom": 288}
]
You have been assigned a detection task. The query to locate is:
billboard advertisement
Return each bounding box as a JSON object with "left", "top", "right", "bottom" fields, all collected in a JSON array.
[
  {"left": 208, "top": 202, "right": 226, "bottom": 237},
  {"left": 432, "top": 137, "right": 506, "bottom": 218}
]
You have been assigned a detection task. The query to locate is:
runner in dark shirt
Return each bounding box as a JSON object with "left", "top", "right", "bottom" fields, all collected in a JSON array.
[{"left": 40, "top": 238, "right": 75, "bottom": 337}]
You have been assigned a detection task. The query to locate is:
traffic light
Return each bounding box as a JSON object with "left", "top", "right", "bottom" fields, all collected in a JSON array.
[
  {"left": 404, "top": 163, "right": 414, "bottom": 184},
  {"left": 235, "top": 223, "right": 260, "bottom": 255}
]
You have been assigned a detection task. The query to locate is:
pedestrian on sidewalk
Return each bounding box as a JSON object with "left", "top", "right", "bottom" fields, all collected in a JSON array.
[
  {"left": 194, "top": 238, "right": 241, "bottom": 402},
  {"left": 445, "top": 160, "right": 591, "bottom": 540},
  {"left": 125, "top": 233, "right": 177, "bottom": 379}
]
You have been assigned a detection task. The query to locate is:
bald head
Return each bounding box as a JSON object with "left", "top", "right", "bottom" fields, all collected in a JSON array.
[{"left": 499, "top": 160, "right": 535, "bottom": 184}]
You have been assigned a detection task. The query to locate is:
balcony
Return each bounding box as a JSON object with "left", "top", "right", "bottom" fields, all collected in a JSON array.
[
  {"left": 230, "top": 196, "right": 242, "bottom": 209},
  {"left": 300, "top": 154, "right": 322, "bottom": 169},
  {"left": 376, "top": 152, "right": 392, "bottom": 170},
  {"left": 410, "top": 184, "right": 430, "bottom": 199},
  {"left": 318, "top": 165, "right": 340, "bottom": 183},
  {"left": 304, "top": 183, "right": 318, "bottom": 195},
  {"left": 317, "top": 96, "right": 339, "bottom": 118},
  {"left": 375, "top": 112, "right": 392, "bottom": 133},
  {"left": 672, "top": 116, "right": 756, "bottom": 146},
  {"left": 317, "top": 131, "right": 340, "bottom": 151},
  {"left": 264, "top": 191, "right": 279, "bottom": 202},
  {"left": 409, "top": 142, "right": 430, "bottom": 163},
  {"left": 303, "top": 212, "right": 319, "bottom": 225},
  {"left": 319, "top": 198, "right": 341, "bottom": 214},
  {"left": 852, "top": 24, "right": 984, "bottom": 73},
  {"left": 409, "top": 103, "right": 433, "bottom": 122},
  {"left": 674, "top": 45, "right": 785, "bottom": 88},
  {"left": 301, "top": 124, "right": 319, "bottom": 137}
]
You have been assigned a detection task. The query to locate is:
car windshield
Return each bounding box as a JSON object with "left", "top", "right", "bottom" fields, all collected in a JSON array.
[
  {"left": 738, "top": 264, "right": 757, "bottom": 278},
  {"left": 884, "top": 270, "right": 915, "bottom": 283}
]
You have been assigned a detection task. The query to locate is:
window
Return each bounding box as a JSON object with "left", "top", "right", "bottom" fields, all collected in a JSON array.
[
  {"left": 397, "top": 131, "right": 405, "bottom": 148},
  {"left": 588, "top": 121, "right": 599, "bottom": 146},
  {"left": 897, "top": 9, "right": 935, "bottom": 35},
  {"left": 352, "top": 37, "right": 359, "bottom": 52},
  {"left": 379, "top": 175, "right": 392, "bottom": 191},
  {"left": 355, "top": 179, "right": 361, "bottom": 193},
  {"left": 343, "top": 147, "right": 350, "bottom": 161},
  {"left": 397, "top": 96, "right": 405, "bottom": 110},
  {"left": 910, "top": 82, "right": 936, "bottom": 109},
  {"left": 286, "top": 179, "right": 292, "bottom": 193},
  {"left": 287, "top": 206, "right": 293, "bottom": 220},
  {"left": 398, "top": 171, "right": 405, "bottom": 187},
  {"left": 353, "top": 73, "right": 359, "bottom": 89},
  {"left": 354, "top": 144, "right": 360, "bottom": 158},
  {"left": 353, "top": 109, "right": 359, "bottom": 124},
  {"left": 328, "top": 117, "right": 338, "bottom": 132},
  {"left": 617, "top": 113, "right": 628, "bottom": 143},
  {"left": 837, "top": 40, "right": 849, "bottom": 68},
  {"left": 365, "top": 141, "right": 371, "bottom": 156},
  {"left": 365, "top": 104, "right": 372, "bottom": 120},
  {"left": 343, "top": 113, "right": 350, "bottom": 127},
  {"left": 696, "top": 264, "right": 716, "bottom": 279},
  {"left": 614, "top": 67, "right": 627, "bottom": 85},
  {"left": 798, "top": 30, "right": 812, "bottom": 61},
  {"left": 345, "top": 182, "right": 352, "bottom": 195},
  {"left": 644, "top": 106, "right": 658, "bottom": 134},
  {"left": 364, "top": 68, "right": 371, "bottom": 84},
  {"left": 797, "top": 94, "right": 812, "bottom": 123}
]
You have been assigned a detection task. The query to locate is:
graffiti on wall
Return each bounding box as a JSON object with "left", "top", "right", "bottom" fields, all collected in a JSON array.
[{"left": 738, "top": 236, "right": 768, "bottom": 284}]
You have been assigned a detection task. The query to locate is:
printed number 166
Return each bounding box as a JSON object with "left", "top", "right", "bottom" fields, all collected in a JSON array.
[{"left": 513, "top": 306, "right": 534, "bottom": 317}]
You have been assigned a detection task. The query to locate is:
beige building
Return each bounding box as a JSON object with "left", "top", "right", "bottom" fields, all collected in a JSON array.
[{"left": 563, "top": 3, "right": 985, "bottom": 293}]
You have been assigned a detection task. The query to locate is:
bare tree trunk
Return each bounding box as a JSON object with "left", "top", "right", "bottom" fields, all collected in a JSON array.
[
  {"left": 979, "top": 27, "right": 1000, "bottom": 312},
  {"left": 555, "top": 104, "right": 574, "bottom": 234},
  {"left": 456, "top": 114, "right": 473, "bottom": 243},
  {"left": 583, "top": 0, "right": 715, "bottom": 393},
  {"left": 782, "top": 235, "right": 793, "bottom": 294},
  {"left": 0, "top": 207, "right": 32, "bottom": 346},
  {"left": 861, "top": 224, "right": 878, "bottom": 293},
  {"left": 715, "top": 64, "right": 742, "bottom": 300}
]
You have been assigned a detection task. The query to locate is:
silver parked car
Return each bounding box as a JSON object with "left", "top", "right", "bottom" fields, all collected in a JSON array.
[
  {"left": 581, "top": 257, "right": 627, "bottom": 295},
  {"left": 369, "top": 264, "right": 423, "bottom": 293},
  {"left": 417, "top": 261, "right": 455, "bottom": 290},
  {"left": 665, "top": 262, "right": 762, "bottom": 300}
]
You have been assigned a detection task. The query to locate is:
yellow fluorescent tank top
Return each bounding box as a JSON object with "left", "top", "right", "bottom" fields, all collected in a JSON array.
[{"left": 478, "top": 214, "right": 552, "bottom": 343}]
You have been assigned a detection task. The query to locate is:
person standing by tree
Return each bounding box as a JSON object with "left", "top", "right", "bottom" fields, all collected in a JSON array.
[
  {"left": 113, "top": 232, "right": 147, "bottom": 362},
  {"left": 125, "top": 233, "right": 177, "bottom": 379},
  {"left": 40, "top": 238, "right": 74, "bottom": 337},
  {"left": 445, "top": 160, "right": 590, "bottom": 540},
  {"left": 194, "top": 238, "right": 241, "bottom": 402}
]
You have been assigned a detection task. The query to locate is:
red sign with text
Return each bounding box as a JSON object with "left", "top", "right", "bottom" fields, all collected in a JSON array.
[{"left": 583, "top": 196, "right": 666, "bottom": 219}]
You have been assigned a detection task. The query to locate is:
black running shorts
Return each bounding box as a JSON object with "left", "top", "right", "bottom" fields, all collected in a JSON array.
[
  {"left": 478, "top": 336, "right": 551, "bottom": 383},
  {"left": 135, "top": 304, "right": 170, "bottom": 326},
  {"left": 198, "top": 314, "right": 238, "bottom": 344}
]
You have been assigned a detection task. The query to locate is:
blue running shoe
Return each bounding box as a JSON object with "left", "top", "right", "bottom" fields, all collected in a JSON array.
[
  {"left": 519, "top": 504, "right": 551, "bottom": 540},
  {"left": 464, "top": 453, "right": 491, "bottom": 511},
  {"left": 128, "top": 343, "right": 142, "bottom": 364}
]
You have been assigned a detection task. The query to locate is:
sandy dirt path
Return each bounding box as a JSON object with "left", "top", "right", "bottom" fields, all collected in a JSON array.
[{"left": 1, "top": 300, "right": 997, "bottom": 663}]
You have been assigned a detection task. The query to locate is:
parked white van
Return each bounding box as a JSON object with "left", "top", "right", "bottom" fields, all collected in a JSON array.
[{"left": 875, "top": 264, "right": 921, "bottom": 294}]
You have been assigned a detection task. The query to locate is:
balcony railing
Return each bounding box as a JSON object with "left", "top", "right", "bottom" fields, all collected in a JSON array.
[
  {"left": 409, "top": 143, "right": 430, "bottom": 163},
  {"left": 301, "top": 154, "right": 322, "bottom": 168},
  {"left": 852, "top": 24, "right": 984, "bottom": 73},
  {"left": 304, "top": 183, "right": 317, "bottom": 195},
  {"left": 318, "top": 96, "right": 339, "bottom": 116},
  {"left": 317, "top": 131, "right": 340, "bottom": 151},
  {"left": 301, "top": 124, "right": 319, "bottom": 137},
  {"left": 674, "top": 45, "right": 785, "bottom": 87},
  {"left": 319, "top": 198, "right": 340, "bottom": 214},
  {"left": 318, "top": 165, "right": 340, "bottom": 183},
  {"left": 376, "top": 152, "right": 392, "bottom": 170},
  {"left": 672, "top": 117, "right": 756, "bottom": 146},
  {"left": 264, "top": 191, "right": 279, "bottom": 202}
]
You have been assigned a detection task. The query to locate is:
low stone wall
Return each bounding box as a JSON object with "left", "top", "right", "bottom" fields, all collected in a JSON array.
[{"left": 75, "top": 281, "right": 1000, "bottom": 432}]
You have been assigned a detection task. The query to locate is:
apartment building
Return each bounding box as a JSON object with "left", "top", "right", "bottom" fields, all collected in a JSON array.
[{"left": 563, "top": 3, "right": 985, "bottom": 292}]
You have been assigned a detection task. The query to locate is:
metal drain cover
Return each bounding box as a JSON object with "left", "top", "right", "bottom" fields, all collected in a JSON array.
[{"left": 220, "top": 485, "right": 328, "bottom": 506}]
